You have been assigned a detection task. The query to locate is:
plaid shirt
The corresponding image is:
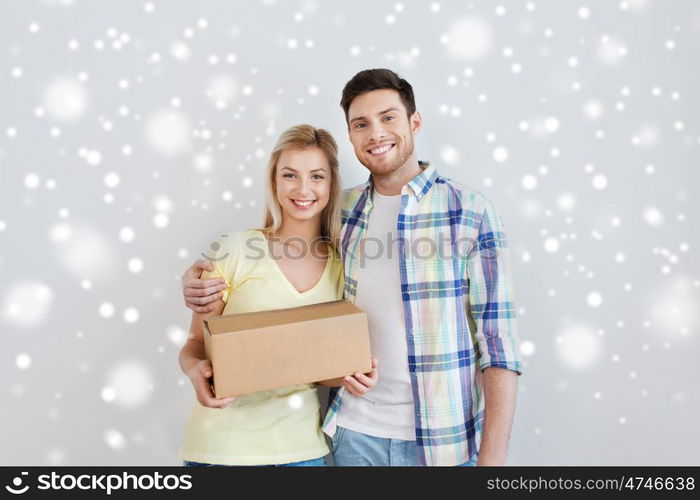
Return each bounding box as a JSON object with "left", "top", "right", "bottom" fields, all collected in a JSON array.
[{"left": 322, "top": 163, "right": 522, "bottom": 466}]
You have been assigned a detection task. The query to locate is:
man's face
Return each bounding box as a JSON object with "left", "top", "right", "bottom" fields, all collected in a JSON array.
[{"left": 347, "top": 88, "right": 421, "bottom": 177}]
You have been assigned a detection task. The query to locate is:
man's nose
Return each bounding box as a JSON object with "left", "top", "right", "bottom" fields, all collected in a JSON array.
[{"left": 368, "top": 122, "right": 388, "bottom": 142}]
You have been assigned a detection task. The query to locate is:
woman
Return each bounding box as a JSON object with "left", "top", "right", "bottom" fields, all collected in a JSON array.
[{"left": 178, "top": 124, "right": 377, "bottom": 466}]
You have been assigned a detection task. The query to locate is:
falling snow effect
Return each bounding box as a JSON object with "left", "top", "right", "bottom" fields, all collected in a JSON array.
[
  {"left": 556, "top": 325, "right": 602, "bottom": 370},
  {"left": 43, "top": 77, "right": 89, "bottom": 122},
  {"left": 145, "top": 110, "right": 191, "bottom": 156},
  {"left": 103, "top": 362, "right": 153, "bottom": 409},
  {"left": 2, "top": 281, "right": 54, "bottom": 327},
  {"left": 0, "top": 0, "right": 698, "bottom": 467}
]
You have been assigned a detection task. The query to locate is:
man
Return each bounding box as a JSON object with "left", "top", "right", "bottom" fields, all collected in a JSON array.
[{"left": 181, "top": 69, "right": 522, "bottom": 466}]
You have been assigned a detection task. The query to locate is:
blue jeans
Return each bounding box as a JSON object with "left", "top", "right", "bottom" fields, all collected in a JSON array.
[
  {"left": 183, "top": 457, "right": 327, "bottom": 467},
  {"left": 331, "top": 426, "right": 478, "bottom": 467}
]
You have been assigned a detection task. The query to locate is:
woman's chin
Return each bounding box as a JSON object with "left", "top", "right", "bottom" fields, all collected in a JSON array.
[{"left": 282, "top": 209, "right": 322, "bottom": 223}]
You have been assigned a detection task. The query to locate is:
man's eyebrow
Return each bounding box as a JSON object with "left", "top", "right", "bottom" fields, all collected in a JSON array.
[
  {"left": 349, "top": 107, "right": 400, "bottom": 124},
  {"left": 349, "top": 115, "right": 366, "bottom": 124}
]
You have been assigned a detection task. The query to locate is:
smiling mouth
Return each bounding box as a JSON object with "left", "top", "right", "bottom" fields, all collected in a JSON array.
[
  {"left": 291, "top": 199, "right": 317, "bottom": 208},
  {"left": 367, "top": 143, "right": 395, "bottom": 156}
]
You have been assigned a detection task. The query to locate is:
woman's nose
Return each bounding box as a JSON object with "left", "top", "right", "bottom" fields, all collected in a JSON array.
[{"left": 294, "top": 177, "right": 312, "bottom": 196}]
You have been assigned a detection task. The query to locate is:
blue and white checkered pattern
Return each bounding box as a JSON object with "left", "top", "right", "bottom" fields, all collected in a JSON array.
[{"left": 322, "top": 164, "right": 522, "bottom": 466}]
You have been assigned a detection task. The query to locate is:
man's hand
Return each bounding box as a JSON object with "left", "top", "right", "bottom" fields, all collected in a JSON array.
[
  {"left": 186, "top": 359, "right": 236, "bottom": 409},
  {"left": 181, "top": 259, "right": 227, "bottom": 313},
  {"left": 341, "top": 357, "right": 379, "bottom": 397}
]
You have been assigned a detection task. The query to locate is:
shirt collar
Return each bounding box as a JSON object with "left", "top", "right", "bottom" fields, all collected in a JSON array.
[{"left": 361, "top": 161, "right": 438, "bottom": 203}]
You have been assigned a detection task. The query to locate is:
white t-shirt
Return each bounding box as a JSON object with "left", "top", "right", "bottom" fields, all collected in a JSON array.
[{"left": 336, "top": 190, "right": 416, "bottom": 440}]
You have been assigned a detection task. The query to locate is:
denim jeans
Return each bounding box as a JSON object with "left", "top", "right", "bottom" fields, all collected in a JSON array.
[
  {"left": 183, "top": 456, "right": 327, "bottom": 467},
  {"left": 331, "top": 426, "right": 478, "bottom": 467}
]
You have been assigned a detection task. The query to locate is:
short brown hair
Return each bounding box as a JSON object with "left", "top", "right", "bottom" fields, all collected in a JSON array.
[{"left": 340, "top": 68, "right": 416, "bottom": 124}]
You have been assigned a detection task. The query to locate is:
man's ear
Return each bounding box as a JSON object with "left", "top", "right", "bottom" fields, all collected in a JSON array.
[{"left": 410, "top": 111, "right": 422, "bottom": 135}]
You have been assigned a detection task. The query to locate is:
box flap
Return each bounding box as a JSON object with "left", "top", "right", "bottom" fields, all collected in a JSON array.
[{"left": 204, "top": 299, "right": 362, "bottom": 335}]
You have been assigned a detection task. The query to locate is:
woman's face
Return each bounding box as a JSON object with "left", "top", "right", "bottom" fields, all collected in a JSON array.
[{"left": 274, "top": 147, "right": 332, "bottom": 226}]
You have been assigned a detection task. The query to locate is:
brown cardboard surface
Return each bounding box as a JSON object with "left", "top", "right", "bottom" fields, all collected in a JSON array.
[{"left": 203, "top": 299, "right": 371, "bottom": 398}]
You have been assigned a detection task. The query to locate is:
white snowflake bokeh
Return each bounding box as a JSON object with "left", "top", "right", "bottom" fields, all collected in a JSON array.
[{"left": 1, "top": 0, "right": 699, "bottom": 465}]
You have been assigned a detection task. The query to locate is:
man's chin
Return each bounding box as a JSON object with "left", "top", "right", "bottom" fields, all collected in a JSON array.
[
  {"left": 360, "top": 157, "right": 398, "bottom": 175},
  {"left": 358, "top": 146, "right": 413, "bottom": 177}
]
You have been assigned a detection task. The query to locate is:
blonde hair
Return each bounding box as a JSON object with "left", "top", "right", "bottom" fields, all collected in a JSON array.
[{"left": 262, "top": 124, "right": 342, "bottom": 251}]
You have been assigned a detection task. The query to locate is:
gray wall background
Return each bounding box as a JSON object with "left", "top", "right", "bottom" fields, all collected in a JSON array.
[{"left": 1, "top": 0, "right": 699, "bottom": 465}]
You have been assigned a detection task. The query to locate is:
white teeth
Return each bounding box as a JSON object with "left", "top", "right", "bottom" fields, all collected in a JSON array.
[
  {"left": 293, "top": 200, "right": 314, "bottom": 207},
  {"left": 370, "top": 144, "right": 393, "bottom": 155}
]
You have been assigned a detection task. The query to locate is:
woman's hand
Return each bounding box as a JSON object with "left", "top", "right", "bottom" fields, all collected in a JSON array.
[
  {"left": 187, "top": 359, "right": 236, "bottom": 409},
  {"left": 341, "top": 357, "right": 379, "bottom": 397},
  {"left": 181, "top": 259, "right": 228, "bottom": 313}
]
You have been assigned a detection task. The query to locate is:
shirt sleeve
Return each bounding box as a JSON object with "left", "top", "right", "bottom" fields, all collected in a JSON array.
[
  {"left": 199, "top": 232, "right": 243, "bottom": 304},
  {"left": 466, "top": 198, "right": 523, "bottom": 375}
]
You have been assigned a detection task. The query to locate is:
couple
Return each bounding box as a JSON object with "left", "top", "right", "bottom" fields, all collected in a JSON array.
[{"left": 178, "top": 68, "right": 522, "bottom": 467}]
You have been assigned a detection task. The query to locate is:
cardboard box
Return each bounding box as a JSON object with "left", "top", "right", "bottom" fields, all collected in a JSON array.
[{"left": 203, "top": 299, "right": 372, "bottom": 398}]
